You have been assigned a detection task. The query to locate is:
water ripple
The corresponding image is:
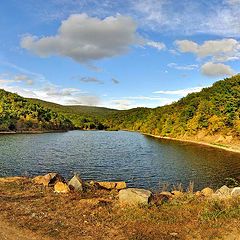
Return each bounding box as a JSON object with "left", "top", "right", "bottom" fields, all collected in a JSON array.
[{"left": 0, "top": 131, "right": 240, "bottom": 190}]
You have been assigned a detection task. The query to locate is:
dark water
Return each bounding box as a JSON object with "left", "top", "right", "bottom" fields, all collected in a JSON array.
[{"left": 0, "top": 130, "right": 240, "bottom": 190}]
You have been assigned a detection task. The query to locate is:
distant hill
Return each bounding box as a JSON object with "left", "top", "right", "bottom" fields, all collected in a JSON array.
[
  {"left": 28, "top": 98, "right": 119, "bottom": 129},
  {"left": 0, "top": 89, "right": 73, "bottom": 132}
]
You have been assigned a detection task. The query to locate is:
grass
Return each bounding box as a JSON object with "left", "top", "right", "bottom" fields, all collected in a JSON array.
[
  {"left": 211, "top": 142, "right": 230, "bottom": 148},
  {"left": 1, "top": 177, "right": 240, "bottom": 239},
  {"left": 201, "top": 198, "right": 240, "bottom": 221}
]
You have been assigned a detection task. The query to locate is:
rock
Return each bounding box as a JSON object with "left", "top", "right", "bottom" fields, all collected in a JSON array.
[
  {"left": 231, "top": 187, "right": 240, "bottom": 197},
  {"left": 215, "top": 185, "right": 231, "bottom": 198},
  {"left": 89, "top": 180, "right": 95, "bottom": 185},
  {"left": 201, "top": 187, "right": 214, "bottom": 197},
  {"left": 160, "top": 191, "right": 173, "bottom": 198},
  {"left": 118, "top": 188, "right": 152, "bottom": 205},
  {"left": 54, "top": 182, "right": 70, "bottom": 193},
  {"left": 96, "top": 181, "right": 127, "bottom": 190},
  {"left": 151, "top": 193, "right": 171, "bottom": 206},
  {"left": 33, "top": 173, "right": 64, "bottom": 187},
  {"left": 171, "top": 191, "right": 183, "bottom": 197},
  {"left": 68, "top": 175, "right": 83, "bottom": 191},
  {"left": 195, "top": 191, "right": 201, "bottom": 197},
  {"left": 97, "top": 182, "right": 116, "bottom": 189},
  {"left": 116, "top": 182, "right": 127, "bottom": 190}
]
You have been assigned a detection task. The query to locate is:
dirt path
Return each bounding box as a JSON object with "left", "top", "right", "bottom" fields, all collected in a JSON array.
[{"left": 0, "top": 217, "right": 50, "bottom": 240}]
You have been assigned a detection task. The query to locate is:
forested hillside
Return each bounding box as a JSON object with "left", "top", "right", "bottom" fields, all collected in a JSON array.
[
  {"left": 0, "top": 90, "right": 73, "bottom": 132},
  {"left": 108, "top": 75, "right": 240, "bottom": 142},
  {"left": 29, "top": 99, "right": 119, "bottom": 130},
  {"left": 2, "top": 75, "right": 240, "bottom": 142}
]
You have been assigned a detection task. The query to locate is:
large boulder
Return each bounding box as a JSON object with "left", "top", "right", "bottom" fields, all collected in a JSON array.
[
  {"left": 201, "top": 187, "right": 214, "bottom": 197},
  {"left": 54, "top": 182, "right": 70, "bottom": 193},
  {"left": 33, "top": 173, "right": 64, "bottom": 187},
  {"left": 118, "top": 188, "right": 152, "bottom": 205},
  {"left": 214, "top": 185, "right": 231, "bottom": 198},
  {"left": 68, "top": 175, "right": 83, "bottom": 191},
  {"left": 96, "top": 181, "right": 127, "bottom": 190},
  {"left": 231, "top": 187, "right": 240, "bottom": 197}
]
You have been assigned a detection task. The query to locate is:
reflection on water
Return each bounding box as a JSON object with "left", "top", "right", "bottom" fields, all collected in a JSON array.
[{"left": 0, "top": 130, "right": 240, "bottom": 190}]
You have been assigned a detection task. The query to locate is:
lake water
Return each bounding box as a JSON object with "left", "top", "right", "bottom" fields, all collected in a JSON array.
[{"left": 0, "top": 130, "right": 240, "bottom": 190}]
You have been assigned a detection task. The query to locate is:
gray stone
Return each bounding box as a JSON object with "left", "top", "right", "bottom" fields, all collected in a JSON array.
[
  {"left": 68, "top": 175, "right": 83, "bottom": 191},
  {"left": 118, "top": 188, "right": 152, "bottom": 205},
  {"left": 215, "top": 185, "right": 231, "bottom": 197},
  {"left": 231, "top": 187, "right": 240, "bottom": 197}
]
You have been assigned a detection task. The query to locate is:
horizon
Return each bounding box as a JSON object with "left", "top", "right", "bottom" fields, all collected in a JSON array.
[{"left": 0, "top": 0, "right": 240, "bottom": 109}]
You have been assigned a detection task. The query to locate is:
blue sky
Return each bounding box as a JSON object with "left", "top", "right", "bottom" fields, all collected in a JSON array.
[{"left": 0, "top": 0, "right": 240, "bottom": 109}]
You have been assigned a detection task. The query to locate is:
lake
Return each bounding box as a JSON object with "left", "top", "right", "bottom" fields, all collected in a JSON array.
[{"left": 0, "top": 130, "right": 240, "bottom": 190}]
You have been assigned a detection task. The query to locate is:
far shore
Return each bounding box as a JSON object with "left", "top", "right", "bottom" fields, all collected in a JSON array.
[
  {"left": 0, "top": 129, "right": 68, "bottom": 135},
  {"left": 1, "top": 128, "right": 240, "bottom": 155},
  {"left": 143, "top": 133, "right": 240, "bottom": 154}
]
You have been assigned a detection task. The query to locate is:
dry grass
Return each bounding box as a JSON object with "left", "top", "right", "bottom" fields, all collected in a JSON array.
[{"left": 1, "top": 177, "right": 240, "bottom": 239}]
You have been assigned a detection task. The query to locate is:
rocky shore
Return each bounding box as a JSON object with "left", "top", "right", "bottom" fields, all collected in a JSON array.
[
  {"left": 30, "top": 172, "right": 240, "bottom": 206},
  {"left": 1, "top": 173, "right": 240, "bottom": 239}
]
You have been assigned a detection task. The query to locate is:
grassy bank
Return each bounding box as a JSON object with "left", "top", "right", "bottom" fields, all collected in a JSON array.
[{"left": 1, "top": 177, "right": 240, "bottom": 240}]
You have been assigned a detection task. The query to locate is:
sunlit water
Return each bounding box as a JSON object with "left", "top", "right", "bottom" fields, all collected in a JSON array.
[{"left": 0, "top": 130, "right": 240, "bottom": 190}]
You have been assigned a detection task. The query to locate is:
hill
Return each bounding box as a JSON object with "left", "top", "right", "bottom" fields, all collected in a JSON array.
[
  {"left": 28, "top": 98, "right": 119, "bottom": 130},
  {"left": 0, "top": 89, "right": 73, "bottom": 132},
  {"left": 109, "top": 75, "right": 240, "bottom": 146},
  {"left": 2, "top": 75, "right": 240, "bottom": 146}
]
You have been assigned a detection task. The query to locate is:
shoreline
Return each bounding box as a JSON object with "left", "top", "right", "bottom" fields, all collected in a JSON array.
[
  {"left": 143, "top": 133, "right": 240, "bottom": 154},
  {"left": 0, "top": 129, "right": 68, "bottom": 135},
  {"left": 1, "top": 128, "right": 240, "bottom": 155}
]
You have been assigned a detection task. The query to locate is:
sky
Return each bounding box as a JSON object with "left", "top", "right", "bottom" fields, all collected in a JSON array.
[{"left": 0, "top": 0, "right": 240, "bottom": 109}]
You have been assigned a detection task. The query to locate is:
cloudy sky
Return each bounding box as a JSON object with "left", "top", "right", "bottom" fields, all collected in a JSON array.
[{"left": 0, "top": 0, "right": 240, "bottom": 109}]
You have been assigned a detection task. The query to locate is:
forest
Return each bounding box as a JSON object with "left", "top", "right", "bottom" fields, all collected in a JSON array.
[
  {"left": 1, "top": 75, "right": 240, "bottom": 138},
  {"left": 106, "top": 75, "right": 240, "bottom": 139},
  {"left": 0, "top": 90, "right": 73, "bottom": 132}
]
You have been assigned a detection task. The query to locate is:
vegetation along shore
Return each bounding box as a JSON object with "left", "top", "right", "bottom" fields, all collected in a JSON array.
[{"left": 1, "top": 173, "right": 240, "bottom": 239}]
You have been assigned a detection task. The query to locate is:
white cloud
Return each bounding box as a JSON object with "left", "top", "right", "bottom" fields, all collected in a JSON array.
[
  {"left": 0, "top": 61, "right": 46, "bottom": 82},
  {"left": 125, "top": 96, "right": 172, "bottom": 101},
  {"left": 17, "top": 0, "right": 240, "bottom": 37},
  {"left": 153, "top": 87, "right": 204, "bottom": 96},
  {"left": 226, "top": 0, "right": 240, "bottom": 5},
  {"left": 0, "top": 74, "right": 100, "bottom": 106},
  {"left": 14, "top": 75, "right": 34, "bottom": 85},
  {"left": 21, "top": 14, "right": 140, "bottom": 63},
  {"left": 146, "top": 41, "right": 166, "bottom": 50},
  {"left": 111, "top": 99, "right": 133, "bottom": 109},
  {"left": 176, "top": 38, "right": 240, "bottom": 62},
  {"left": 201, "top": 62, "right": 234, "bottom": 77},
  {"left": 109, "top": 96, "right": 175, "bottom": 109},
  {"left": 0, "top": 74, "right": 34, "bottom": 86},
  {"left": 32, "top": 85, "right": 100, "bottom": 105},
  {"left": 132, "top": 0, "right": 240, "bottom": 36},
  {"left": 167, "top": 63, "right": 198, "bottom": 70},
  {"left": 0, "top": 62, "right": 101, "bottom": 106}
]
